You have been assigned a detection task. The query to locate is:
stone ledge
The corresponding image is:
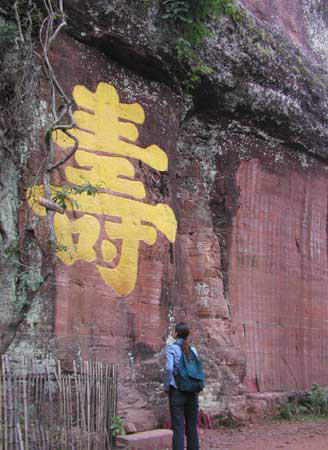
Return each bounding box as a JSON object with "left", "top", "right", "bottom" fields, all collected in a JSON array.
[
  {"left": 246, "top": 391, "right": 290, "bottom": 422},
  {"left": 116, "top": 429, "right": 172, "bottom": 449},
  {"left": 247, "top": 392, "right": 289, "bottom": 402}
]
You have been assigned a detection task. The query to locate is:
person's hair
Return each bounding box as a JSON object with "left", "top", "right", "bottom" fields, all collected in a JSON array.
[{"left": 175, "top": 322, "right": 191, "bottom": 356}]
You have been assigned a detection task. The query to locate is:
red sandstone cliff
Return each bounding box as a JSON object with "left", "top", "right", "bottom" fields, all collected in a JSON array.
[{"left": 1, "top": 0, "right": 328, "bottom": 428}]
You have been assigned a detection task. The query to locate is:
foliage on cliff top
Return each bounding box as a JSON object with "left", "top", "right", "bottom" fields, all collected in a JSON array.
[
  {"left": 160, "top": 0, "right": 241, "bottom": 88},
  {"left": 162, "top": 0, "right": 240, "bottom": 45}
]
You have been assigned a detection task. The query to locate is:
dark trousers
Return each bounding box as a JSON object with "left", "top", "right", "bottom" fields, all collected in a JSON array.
[{"left": 169, "top": 387, "right": 199, "bottom": 450}]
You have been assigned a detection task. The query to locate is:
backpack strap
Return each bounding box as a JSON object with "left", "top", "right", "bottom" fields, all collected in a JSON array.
[
  {"left": 171, "top": 341, "right": 182, "bottom": 373},
  {"left": 173, "top": 341, "right": 198, "bottom": 360}
]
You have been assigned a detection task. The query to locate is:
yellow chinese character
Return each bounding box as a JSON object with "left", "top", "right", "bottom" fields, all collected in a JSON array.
[
  {"left": 27, "top": 187, "right": 177, "bottom": 296},
  {"left": 65, "top": 150, "right": 146, "bottom": 199},
  {"left": 53, "top": 83, "right": 168, "bottom": 171},
  {"left": 54, "top": 214, "right": 101, "bottom": 265},
  {"left": 27, "top": 82, "right": 177, "bottom": 296},
  {"left": 99, "top": 219, "right": 157, "bottom": 296}
]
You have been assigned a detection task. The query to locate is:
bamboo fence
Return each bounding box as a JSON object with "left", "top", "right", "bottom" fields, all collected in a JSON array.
[{"left": 0, "top": 355, "right": 118, "bottom": 450}]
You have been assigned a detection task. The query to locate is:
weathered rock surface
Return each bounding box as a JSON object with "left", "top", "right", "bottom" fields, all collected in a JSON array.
[{"left": 1, "top": 0, "right": 328, "bottom": 430}]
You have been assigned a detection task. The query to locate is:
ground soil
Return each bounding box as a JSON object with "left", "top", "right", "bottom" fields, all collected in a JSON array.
[{"left": 200, "top": 418, "right": 328, "bottom": 449}]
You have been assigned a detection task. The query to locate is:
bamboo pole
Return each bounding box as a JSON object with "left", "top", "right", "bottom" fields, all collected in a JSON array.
[
  {"left": 16, "top": 422, "right": 24, "bottom": 450},
  {"left": 0, "top": 357, "right": 118, "bottom": 450},
  {"left": 22, "top": 357, "right": 28, "bottom": 450},
  {"left": 35, "top": 421, "right": 41, "bottom": 450},
  {"left": 65, "top": 375, "right": 70, "bottom": 448},
  {"left": 67, "top": 375, "right": 71, "bottom": 448},
  {"left": 73, "top": 361, "right": 80, "bottom": 446},
  {"left": 31, "top": 359, "right": 36, "bottom": 450},
  {"left": 30, "top": 427, "right": 35, "bottom": 450},
  {"left": 95, "top": 362, "right": 99, "bottom": 450},
  {"left": 101, "top": 362, "right": 106, "bottom": 450},
  {"left": 67, "top": 374, "right": 73, "bottom": 447},
  {"left": 104, "top": 364, "right": 110, "bottom": 449},
  {"left": 81, "top": 362, "right": 87, "bottom": 449},
  {"left": 32, "top": 359, "right": 38, "bottom": 418},
  {"left": 62, "top": 373, "right": 67, "bottom": 449},
  {"left": 40, "top": 422, "right": 46, "bottom": 450},
  {"left": 97, "top": 362, "right": 101, "bottom": 450},
  {"left": 16, "top": 359, "right": 22, "bottom": 450},
  {"left": 46, "top": 359, "right": 54, "bottom": 449},
  {"left": 94, "top": 362, "right": 97, "bottom": 450},
  {"left": 0, "top": 359, "right": 2, "bottom": 450},
  {"left": 86, "top": 361, "right": 90, "bottom": 450},
  {"left": 79, "top": 362, "right": 86, "bottom": 447},
  {"left": 90, "top": 360, "right": 94, "bottom": 448},
  {"left": 107, "top": 365, "right": 111, "bottom": 447},
  {"left": 57, "top": 359, "right": 65, "bottom": 450},
  {"left": 45, "top": 429, "right": 49, "bottom": 450},
  {"left": 89, "top": 361, "right": 92, "bottom": 439},
  {"left": 26, "top": 359, "right": 32, "bottom": 450},
  {"left": 5, "top": 356, "right": 14, "bottom": 450},
  {"left": 101, "top": 362, "right": 105, "bottom": 449},
  {"left": 45, "top": 359, "right": 52, "bottom": 414},
  {"left": 97, "top": 361, "right": 101, "bottom": 450},
  {"left": 93, "top": 361, "right": 97, "bottom": 448},
  {"left": 103, "top": 363, "right": 108, "bottom": 450},
  {"left": 62, "top": 375, "right": 66, "bottom": 448},
  {"left": 73, "top": 361, "right": 81, "bottom": 450},
  {"left": 12, "top": 361, "right": 17, "bottom": 450},
  {"left": 107, "top": 364, "right": 112, "bottom": 448}
]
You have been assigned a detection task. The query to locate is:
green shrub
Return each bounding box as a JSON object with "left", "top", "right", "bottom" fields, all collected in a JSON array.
[
  {"left": 278, "top": 401, "right": 309, "bottom": 420},
  {"left": 110, "top": 416, "right": 125, "bottom": 437},
  {"left": 278, "top": 384, "right": 328, "bottom": 420},
  {"left": 302, "top": 384, "right": 328, "bottom": 416},
  {"left": 162, "top": 0, "right": 240, "bottom": 33},
  {"left": 161, "top": 0, "right": 241, "bottom": 89}
]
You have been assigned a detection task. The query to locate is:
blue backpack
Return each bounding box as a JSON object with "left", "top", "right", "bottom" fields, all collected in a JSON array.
[{"left": 173, "top": 342, "right": 205, "bottom": 393}]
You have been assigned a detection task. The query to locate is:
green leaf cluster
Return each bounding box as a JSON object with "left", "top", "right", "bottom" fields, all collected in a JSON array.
[
  {"left": 163, "top": 0, "right": 240, "bottom": 44},
  {"left": 110, "top": 416, "right": 125, "bottom": 438},
  {"left": 3, "top": 240, "right": 20, "bottom": 258},
  {"left": 278, "top": 384, "right": 328, "bottom": 420},
  {"left": 51, "top": 181, "right": 100, "bottom": 211},
  {"left": 161, "top": 0, "right": 240, "bottom": 89},
  {"left": 19, "top": 270, "right": 44, "bottom": 291},
  {"left": 52, "top": 187, "right": 80, "bottom": 210},
  {"left": 302, "top": 384, "right": 328, "bottom": 416}
]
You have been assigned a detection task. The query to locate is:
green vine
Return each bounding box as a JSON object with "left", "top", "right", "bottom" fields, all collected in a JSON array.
[
  {"left": 161, "top": 0, "right": 241, "bottom": 89},
  {"left": 51, "top": 181, "right": 100, "bottom": 211}
]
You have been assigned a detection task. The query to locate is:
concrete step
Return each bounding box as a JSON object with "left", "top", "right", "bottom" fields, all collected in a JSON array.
[{"left": 116, "top": 429, "right": 172, "bottom": 449}]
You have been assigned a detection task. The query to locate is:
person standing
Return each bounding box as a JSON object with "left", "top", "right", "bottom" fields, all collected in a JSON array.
[{"left": 164, "top": 322, "right": 201, "bottom": 450}]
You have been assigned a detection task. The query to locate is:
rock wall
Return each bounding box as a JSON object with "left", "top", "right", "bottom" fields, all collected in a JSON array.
[
  {"left": 230, "top": 156, "right": 328, "bottom": 392},
  {"left": 1, "top": 0, "right": 328, "bottom": 428}
]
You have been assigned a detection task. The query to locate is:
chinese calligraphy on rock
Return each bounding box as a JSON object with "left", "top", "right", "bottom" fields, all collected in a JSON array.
[{"left": 28, "top": 82, "right": 177, "bottom": 296}]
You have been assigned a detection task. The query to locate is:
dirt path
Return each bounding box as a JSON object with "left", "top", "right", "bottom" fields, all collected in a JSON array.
[{"left": 200, "top": 418, "right": 328, "bottom": 449}]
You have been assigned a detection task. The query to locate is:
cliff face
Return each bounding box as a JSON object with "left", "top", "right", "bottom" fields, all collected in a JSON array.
[
  {"left": 1, "top": 0, "right": 328, "bottom": 428},
  {"left": 242, "top": 0, "right": 328, "bottom": 64}
]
